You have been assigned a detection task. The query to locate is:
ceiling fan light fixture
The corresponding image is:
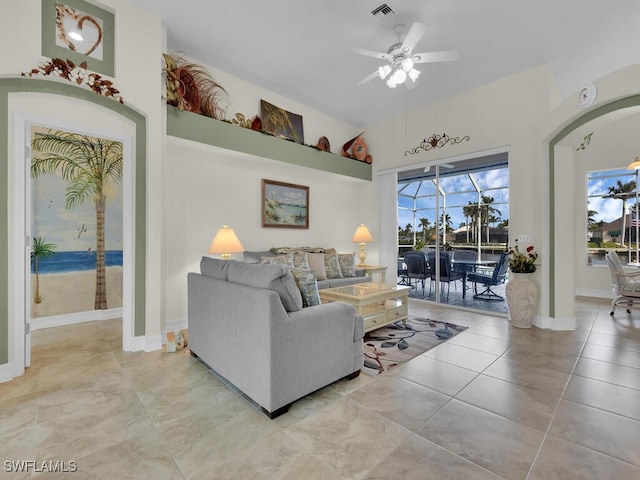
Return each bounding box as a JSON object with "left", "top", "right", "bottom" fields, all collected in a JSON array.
[
  {"left": 378, "top": 65, "right": 392, "bottom": 79},
  {"left": 401, "top": 57, "right": 414, "bottom": 72},
  {"left": 393, "top": 68, "right": 407, "bottom": 84},
  {"left": 408, "top": 68, "right": 420, "bottom": 82},
  {"left": 386, "top": 76, "right": 397, "bottom": 88}
]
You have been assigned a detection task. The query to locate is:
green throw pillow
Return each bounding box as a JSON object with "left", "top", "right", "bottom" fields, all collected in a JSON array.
[{"left": 290, "top": 268, "right": 321, "bottom": 307}]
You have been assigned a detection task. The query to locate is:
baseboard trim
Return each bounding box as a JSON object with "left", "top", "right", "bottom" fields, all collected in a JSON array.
[
  {"left": 131, "top": 334, "right": 163, "bottom": 352},
  {"left": 164, "top": 318, "right": 187, "bottom": 338},
  {"left": 0, "top": 361, "right": 18, "bottom": 383},
  {"left": 575, "top": 288, "right": 614, "bottom": 299},
  {"left": 30, "top": 308, "right": 124, "bottom": 330}
]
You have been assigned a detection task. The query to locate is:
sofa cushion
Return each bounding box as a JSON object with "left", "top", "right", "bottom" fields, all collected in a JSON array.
[
  {"left": 290, "top": 268, "right": 320, "bottom": 307},
  {"left": 271, "top": 246, "right": 325, "bottom": 254},
  {"left": 324, "top": 252, "right": 344, "bottom": 279},
  {"left": 243, "top": 250, "right": 276, "bottom": 264},
  {"left": 338, "top": 253, "right": 356, "bottom": 277},
  {"left": 228, "top": 261, "right": 303, "bottom": 312},
  {"left": 200, "top": 256, "right": 230, "bottom": 280},
  {"left": 308, "top": 253, "right": 328, "bottom": 281}
]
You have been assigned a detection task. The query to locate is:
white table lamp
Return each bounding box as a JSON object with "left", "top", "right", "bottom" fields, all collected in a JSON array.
[
  {"left": 352, "top": 224, "right": 374, "bottom": 266},
  {"left": 208, "top": 225, "right": 244, "bottom": 259}
]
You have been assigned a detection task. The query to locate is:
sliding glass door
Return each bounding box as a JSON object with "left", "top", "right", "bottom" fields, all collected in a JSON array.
[{"left": 397, "top": 153, "right": 509, "bottom": 314}]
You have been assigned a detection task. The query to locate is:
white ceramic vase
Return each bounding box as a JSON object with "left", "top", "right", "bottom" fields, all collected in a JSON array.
[{"left": 506, "top": 273, "right": 537, "bottom": 328}]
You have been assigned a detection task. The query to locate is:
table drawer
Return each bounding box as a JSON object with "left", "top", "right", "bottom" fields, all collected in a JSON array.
[
  {"left": 386, "top": 303, "right": 407, "bottom": 322},
  {"left": 364, "top": 312, "right": 387, "bottom": 331}
]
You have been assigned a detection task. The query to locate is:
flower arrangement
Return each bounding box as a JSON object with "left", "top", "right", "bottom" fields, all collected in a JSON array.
[{"left": 508, "top": 242, "right": 539, "bottom": 273}]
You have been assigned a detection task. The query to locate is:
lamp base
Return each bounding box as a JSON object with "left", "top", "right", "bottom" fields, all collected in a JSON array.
[{"left": 358, "top": 243, "right": 367, "bottom": 267}]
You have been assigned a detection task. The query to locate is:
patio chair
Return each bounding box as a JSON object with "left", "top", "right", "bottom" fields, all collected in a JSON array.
[
  {"left": 605, "top": 251, "right": 640, "bottom": 315},
  {"left": 404, "top": 250, "right": 429, "bottom": 295},
  {"left": 397, "top": 257, "right": 410, "bottom": 285},
  {"left": 467, "top": 252, "right": 509, "bottom": 300},
  {"left": 427, "top": 251, "right": 464, "bottom": 300}
]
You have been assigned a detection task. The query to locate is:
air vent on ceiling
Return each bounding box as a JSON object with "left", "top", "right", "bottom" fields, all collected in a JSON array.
[{"left": 371, "top": 3, "right": 396, "bottom": 21}]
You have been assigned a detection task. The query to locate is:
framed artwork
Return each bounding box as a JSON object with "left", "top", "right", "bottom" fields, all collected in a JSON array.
[
  {"left": 260, "top": 100, "right": 305, "bottom": 144},
  {"left": 41, "top": 0, "right": 115, "bottom": 76},
  {"left": 262, "top": 179, "right": 309, "bottom": 229}
]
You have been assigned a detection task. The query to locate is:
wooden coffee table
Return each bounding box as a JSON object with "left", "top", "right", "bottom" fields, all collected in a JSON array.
[{"left": 319, "top": 282, "right": 411, "bottom": 332}]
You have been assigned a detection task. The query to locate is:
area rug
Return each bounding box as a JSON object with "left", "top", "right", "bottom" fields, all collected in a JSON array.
[{"left": 362, "top": 317, "right": 467, "bottom": 376}]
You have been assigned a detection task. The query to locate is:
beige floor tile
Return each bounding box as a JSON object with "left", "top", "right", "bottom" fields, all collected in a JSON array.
[
  {"left": 529, "top": 434, "right": 640, "bottom": 480},
  {"left": 422, "top": 342, "right": 499, "bottom": 372},
  {"left": 501, "top": 342, "right": 580, "bottom": 373},
  {"left": 580, "top": 342, "right": 640, "bottom": 369},
  {"left": 347, "top": 374, "right": 451, "bottom": 430},
  {"left": 446, "top": 331, "right": 514, "bottom": 355},
  {"left": 456, "top": 374, "right": 559, "bottom": 431},
  {"left": 549, "top": 399, "right": 640, "bottom": 466},
  {"left": 285, "top": 398, "right": 411, "bottom": 480},
  {"left": 587, "top": 331, "right": 640, "bottom": 352},
  {"left": 563, "top": 374, "right": 640, "bottom": 421},
  {"left": 466, "top": 321, "right": 530, "bottom": 342},
  {"left": 417, "top": 399, "right": 545, "bottom": 479},
  {"left": 573, "top": 356, "right": 640, "bottom": 390},
  {"left": 482, "top": 356, "right": 572, "bottom": 397},
  {"left": 391, "top": 354, "right": 478, "bottom": 396},
  {"left": 364, "top": 433, "right": 502, "bottom": 480}
]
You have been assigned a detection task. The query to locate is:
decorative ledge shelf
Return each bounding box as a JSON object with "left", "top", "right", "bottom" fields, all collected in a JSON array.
[{"left": 166, "top": 106, "right": 372, "bottom": 181}]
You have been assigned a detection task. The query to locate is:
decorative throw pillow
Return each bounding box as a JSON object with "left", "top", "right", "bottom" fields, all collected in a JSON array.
[
  {"left": 290, "top": 268, "right": 320, "bottom": 307},
  {"left": 292, "top": 251, "right": 310, "bottom": 270},
  {"left": 324, "top": 252, "right": 344, "bottom": 279},
  {"left": 338, "top": 253, "right": 356, "bottom": 277},
  {"left": 307, "top": 253, "right": 328, "bottom": 281},
  {"left": 260, "top": 254, "right": 294, "bottom": 267}
]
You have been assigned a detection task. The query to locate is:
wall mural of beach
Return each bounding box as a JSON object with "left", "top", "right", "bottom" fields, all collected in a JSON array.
[{"left": 30, "top": 125, "right": 123, "bottom": 318}]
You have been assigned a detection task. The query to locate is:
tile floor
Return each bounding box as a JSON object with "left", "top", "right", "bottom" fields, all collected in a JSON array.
[{"left": 1, "top": 297, "right": 639, "bottom": 479}]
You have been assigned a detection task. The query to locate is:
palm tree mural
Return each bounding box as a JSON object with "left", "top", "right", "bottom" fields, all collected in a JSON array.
[
  {"left": 606, "top": 180, "right": 636, "bottom": 247},
  {"left": 31, "top": 236, "right": 57, "bottom": 304},
  {"left": 31, "top": 130, "right": 123, "bottom": 310}
]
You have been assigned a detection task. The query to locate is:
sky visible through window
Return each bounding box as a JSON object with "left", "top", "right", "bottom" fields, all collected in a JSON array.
[
  {"left": 587, "top": 168, "right": 638, "bottom": 224},
  {"left": 398, "top": 167, "right": 509, "bottom": 233}
]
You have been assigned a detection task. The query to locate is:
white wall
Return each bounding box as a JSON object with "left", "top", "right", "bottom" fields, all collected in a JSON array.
[{"left": 364, "top": 65, "right": 554, "bottom": 318}]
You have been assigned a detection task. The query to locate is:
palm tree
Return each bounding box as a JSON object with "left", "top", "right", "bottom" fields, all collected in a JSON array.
[
  {"left": 31, "top": 236, "right": 57, "bottom": 304},
  {"left": 31, "top": 131, "right": 123, "bottom": 310},
  {"left": 479, "top": 195, "right": 501, "bottom": 242},
  {"left": 606, "top": 180, "right": 636, "bottom": 247},
  {"left": 418, "top": 217, "right": 431, "bottom": 244}
]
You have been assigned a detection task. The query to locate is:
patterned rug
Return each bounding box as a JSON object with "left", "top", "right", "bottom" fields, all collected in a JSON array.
[{"left": 362, "top": 317, "right": 468, "bottom": 376}]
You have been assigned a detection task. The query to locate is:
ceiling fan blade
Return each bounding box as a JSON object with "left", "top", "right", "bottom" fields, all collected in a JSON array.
[
  {"left": 412, "top": 50, "right": 460, "bottom": 63},
  {"left": 401, "top": 22, "right": 427, "bottom": 53},
  {"left": 352, "top": 48, "right": 390, "bottom": 61},
  {"left": 358, "top": 70, "right": 380, "bottom": 85}
]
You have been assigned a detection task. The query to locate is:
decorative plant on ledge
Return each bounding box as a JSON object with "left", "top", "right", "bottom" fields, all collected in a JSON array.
[
  {"left": 22, "top": 58, "right": 124, "bottom": 103},
  {"left": 508, "top": 242, "right": 539, "bottom": 273},
  {"left": 163, "top": 52, "right": 228, "bottom": 119}
]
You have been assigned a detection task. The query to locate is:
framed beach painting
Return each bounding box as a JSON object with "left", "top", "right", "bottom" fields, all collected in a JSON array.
[
  {"left": 262, "top": 179, "right": 309, "bottom": 229},
  {"left": 41, "top": 0, "right": 115, "bottom": 76}
]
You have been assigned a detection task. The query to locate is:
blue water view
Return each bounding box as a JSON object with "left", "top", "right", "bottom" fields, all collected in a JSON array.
[{"left": 32, "top": 250, "right": 123, "bottom": 274}]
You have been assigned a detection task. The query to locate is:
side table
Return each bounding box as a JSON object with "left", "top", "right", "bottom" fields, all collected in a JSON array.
[{"left": 359, "top": 265, "right": 387, "bottom": 283}]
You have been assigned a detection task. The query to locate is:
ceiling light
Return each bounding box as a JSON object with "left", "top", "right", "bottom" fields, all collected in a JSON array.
[
  {"left": 408, "top": 68, "right": 421, "bottom": 82},
  {"left": 68, "top": 31, "right": 84, "bottom": 41},
  {"left": 401, "top": 57, "right": 414, "bottom": 72},
  {"left": 378, "top": 65, "right": 392, "bottom": 80},
  {"left": 386, "top": 76, "right": 397, "bottom": 88},
  {"left": 393, "top": 68, "right": 407, "bottom": 84}
]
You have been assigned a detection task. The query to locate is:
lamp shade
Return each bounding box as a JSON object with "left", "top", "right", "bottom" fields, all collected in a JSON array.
[
  {"left": 208, "top": 225, "right": 244, "bottom": 258},
  {"left": 352, "top": 224, "right": 374, "bottom": 243},
  {"left": 628, "top": 157, "right": 640, "bottom": 170}
]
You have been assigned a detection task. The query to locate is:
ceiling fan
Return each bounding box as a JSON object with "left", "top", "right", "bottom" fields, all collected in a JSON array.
[{"left": 353, "top": 22, "right": 459, "bottom": 88}]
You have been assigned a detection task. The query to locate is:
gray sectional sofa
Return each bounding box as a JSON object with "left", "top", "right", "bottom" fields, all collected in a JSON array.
[{"left": 188, "top": 257, "right": 364, "bottom": 418}]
